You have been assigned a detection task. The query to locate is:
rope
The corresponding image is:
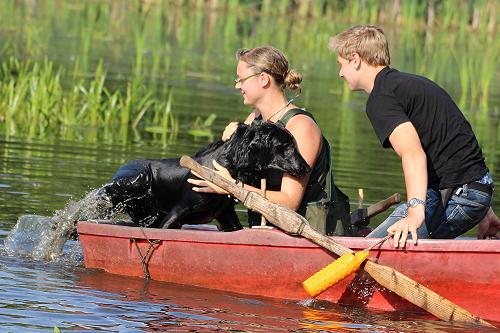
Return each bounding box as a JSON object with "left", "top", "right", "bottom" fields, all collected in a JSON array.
[{"left": 130, "top": 227, "right": 160, "bottom": 280}]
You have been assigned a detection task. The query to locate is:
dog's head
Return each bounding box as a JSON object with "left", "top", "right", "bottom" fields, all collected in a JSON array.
[{"left": 217, "top": 122, "right": 311, "bottom": 184}]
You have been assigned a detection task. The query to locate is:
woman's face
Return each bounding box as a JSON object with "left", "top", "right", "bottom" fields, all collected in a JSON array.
[{"left": 235, "top": 60, "right": 263, "bottom": 106}]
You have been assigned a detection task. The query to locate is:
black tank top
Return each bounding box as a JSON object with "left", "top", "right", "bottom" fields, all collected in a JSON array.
[{"left": 251, "top": 108, "right": 332, "bottom": 216}]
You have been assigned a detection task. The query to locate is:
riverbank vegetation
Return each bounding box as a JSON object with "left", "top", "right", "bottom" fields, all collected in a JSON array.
[
  {"left": 0, "top": 58, "right": 178, "bottom": 138},
  {"left": 0, "top": 0, "right": 497, "bottom": 137}
]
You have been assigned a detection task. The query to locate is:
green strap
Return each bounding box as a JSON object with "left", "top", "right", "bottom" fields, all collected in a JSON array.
[
  {"left": 277, "top": 108, "right": 314, "bottom": 127},
  {"left": 251, "top": 108, "right": 312, "bottom": 127}
]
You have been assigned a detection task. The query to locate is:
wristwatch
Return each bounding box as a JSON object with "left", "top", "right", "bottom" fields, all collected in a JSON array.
[{"left": 407, "top": 198, "right": 426, "bottom": 208}]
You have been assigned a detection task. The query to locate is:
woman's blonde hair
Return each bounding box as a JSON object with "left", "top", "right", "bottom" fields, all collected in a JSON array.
[
  {"left": 329, "top": 25, "right": 390, "bottom": 66},
  {"left": 236, "top": 45, "right": 302, "bottom": 94}
]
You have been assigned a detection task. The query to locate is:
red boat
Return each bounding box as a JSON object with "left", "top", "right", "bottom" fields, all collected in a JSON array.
[{"left": 77, "top": 221, "right": 500, "bottom": 323}]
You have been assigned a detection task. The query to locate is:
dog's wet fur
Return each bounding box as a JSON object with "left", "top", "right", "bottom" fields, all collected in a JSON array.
[{"left": 99, "top": 122, "right": 310, "bottom": 231}]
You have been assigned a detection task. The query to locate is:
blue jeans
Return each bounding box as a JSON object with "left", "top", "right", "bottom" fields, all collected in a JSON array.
[{"left": 368, "top": 182, "right": 493, "bottom": 239}]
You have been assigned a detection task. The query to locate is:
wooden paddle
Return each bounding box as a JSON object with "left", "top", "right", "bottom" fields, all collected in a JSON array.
[
  {"left": 351, "top": 192, "right": 401, "bottom": 226},
  {"left": 180, "top": 156, "right": 494, "bottom": 327}
]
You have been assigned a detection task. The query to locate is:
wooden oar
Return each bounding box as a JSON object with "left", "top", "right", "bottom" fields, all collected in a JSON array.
[
  {"left": 180, "top": 156, "right": 494, "bottom": 327},
  {"left": 351, "top": 192, "right": 401, "bottom": 226}
]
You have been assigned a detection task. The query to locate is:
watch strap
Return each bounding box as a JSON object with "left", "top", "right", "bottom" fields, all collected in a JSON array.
[{"left": 407, "top": 198, "right": 426, "bottom": 208}]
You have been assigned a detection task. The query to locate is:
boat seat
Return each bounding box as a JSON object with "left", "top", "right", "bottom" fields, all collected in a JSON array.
[{"left": 180, "top": 224, "right": 220, "bottom": 231}]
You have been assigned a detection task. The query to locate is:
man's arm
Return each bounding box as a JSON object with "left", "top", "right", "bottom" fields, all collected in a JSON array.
[
  {"left": 477, "top": 208, "right": 500, "bottom": 239},
  {"left": 387, "top": 121, "right": 427, "bottom": 247}
]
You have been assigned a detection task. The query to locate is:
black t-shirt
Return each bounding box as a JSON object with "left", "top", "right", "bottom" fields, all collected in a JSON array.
[{"left": 366, "top": 67, "right": 488, "bottom": 189}]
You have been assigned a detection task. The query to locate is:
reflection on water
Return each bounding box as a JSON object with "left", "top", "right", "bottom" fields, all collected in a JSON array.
[{"left": 1, "top": 247, "right": 493, "bottom": 332}]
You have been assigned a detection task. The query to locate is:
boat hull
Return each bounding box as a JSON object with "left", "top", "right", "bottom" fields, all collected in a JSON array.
[{"left": 77, "top": 221, "right": 500, "bottom": 322}]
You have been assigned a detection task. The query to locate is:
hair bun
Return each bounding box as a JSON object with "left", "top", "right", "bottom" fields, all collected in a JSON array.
[{"left": 284, "top": 69, "right": 302, "bottom": 91}]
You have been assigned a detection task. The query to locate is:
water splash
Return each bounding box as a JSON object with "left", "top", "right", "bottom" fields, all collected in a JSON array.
[{"left": 4, "top": 188, "right": 115, "bottom": 262}]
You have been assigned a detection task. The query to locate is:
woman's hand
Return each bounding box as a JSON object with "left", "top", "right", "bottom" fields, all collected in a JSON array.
[
  {"left": 222, "top": 122, "right": 240, "bottom": 141},
  {"left": 187, "top": 160, "right": 234, "bottom": 195}
]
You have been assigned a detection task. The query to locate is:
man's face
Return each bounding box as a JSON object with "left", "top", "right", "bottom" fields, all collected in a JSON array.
[{"left": 336, "top": 55, "right": 361, "bottom": 91}]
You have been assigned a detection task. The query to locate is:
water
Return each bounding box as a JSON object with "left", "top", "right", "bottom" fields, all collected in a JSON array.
[
  {"left": 0, "top": 238, "right": 496, "bottom": 333},
  {"left": 1, "top": 125, "right": 498, "bottom": 333},
  {"left": 1, "top": 1, "right": 499, "bottom": 332}
]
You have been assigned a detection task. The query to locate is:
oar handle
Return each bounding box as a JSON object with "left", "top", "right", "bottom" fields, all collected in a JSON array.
[
  {"left": 180, "top": 156, "right": 353, "bottom": 256},
  {"left": 364, "top": 261, "right": 493, "bottom": 327},
  {"left": 366, "top": 193, "right": 401, "bottom": 218}
]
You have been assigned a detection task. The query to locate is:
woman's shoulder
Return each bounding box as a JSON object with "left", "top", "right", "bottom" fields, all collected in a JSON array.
[
  {"left": 282, "top": 107, "right": 317, "bottom": 126},
  {"left": 284, "top": 109, "right": 322, "bottom": 162},
  {"left": 285, "top": 109, "right": 321, "bottom": 137}
]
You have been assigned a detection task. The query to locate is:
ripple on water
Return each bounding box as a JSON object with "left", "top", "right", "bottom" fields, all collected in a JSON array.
[{"left": 0, "top": 247, "right": 497, "bottom": 332}]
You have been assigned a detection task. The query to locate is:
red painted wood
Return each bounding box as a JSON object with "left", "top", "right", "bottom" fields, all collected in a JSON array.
[{"left": 77, "top": 221, "right": 500, "bottom": 322}]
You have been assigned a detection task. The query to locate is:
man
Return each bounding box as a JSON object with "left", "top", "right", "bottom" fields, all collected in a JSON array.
[{"left": 329, "top": 25, "right": 495, "bottom": 247}]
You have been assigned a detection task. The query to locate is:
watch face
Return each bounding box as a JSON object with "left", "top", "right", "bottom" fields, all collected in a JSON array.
[{"left": 408, "top": 198, "right": 425, "bottom": 207}]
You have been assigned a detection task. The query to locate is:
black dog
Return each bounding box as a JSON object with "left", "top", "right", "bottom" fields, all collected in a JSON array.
[{"left": 99, "top": 122, "right": 310, "bottom": 231}]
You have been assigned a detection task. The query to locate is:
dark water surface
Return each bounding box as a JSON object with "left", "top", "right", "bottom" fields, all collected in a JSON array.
[
  {"left": 1, "top": 101, "right": 498, "bottom": 333},
  {"left": 0, "top": 236, "right": 497, "bottom": 333},
  {"left": 1, "top": 1, "right": 499, "bottom": 332}
]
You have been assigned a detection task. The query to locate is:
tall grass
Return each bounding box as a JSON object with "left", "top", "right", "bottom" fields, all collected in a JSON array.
[
  {"left": 0, "top": 57, "right": 178, "bottom": 137},
  {"left": 0, "top": 0, "right": 497, "bottom": 135}
]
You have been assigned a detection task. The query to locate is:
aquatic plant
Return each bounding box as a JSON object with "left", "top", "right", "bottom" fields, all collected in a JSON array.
[
  {"left": 188, "top": 113, "right": 217, "bottom": 141},
  {"left": 0, "top": 57, "right": 178, "bottom": 137},
  {"left": 143, "top": 90, "right": 179, "bottom": 140},
  {"left": 0, "top": 0, "right": 497, "bottom": 138}
]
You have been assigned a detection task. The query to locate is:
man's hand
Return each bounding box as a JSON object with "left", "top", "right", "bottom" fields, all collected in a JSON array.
[
  {"left": 477, "top": 208, "right": 500, "bottom": 239},
  {"left": 387, "top": 212, "right": 424, "bottom": 248},
  {"left": 187, "top": 160, "right": 233, "bottom": 195}
]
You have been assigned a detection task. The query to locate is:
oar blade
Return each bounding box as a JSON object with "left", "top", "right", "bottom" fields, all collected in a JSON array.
[{"left": 364, "top": 261, "right": 494, "bottom": 327}]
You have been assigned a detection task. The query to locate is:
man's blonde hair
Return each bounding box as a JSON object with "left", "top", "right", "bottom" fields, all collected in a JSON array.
[{"left": 329, "top": 25, "right": 390, "bottom": 66}]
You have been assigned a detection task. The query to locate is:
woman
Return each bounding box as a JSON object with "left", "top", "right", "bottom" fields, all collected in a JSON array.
[{"left": 189, "top": 45, "right": 340, "bottom": 231}]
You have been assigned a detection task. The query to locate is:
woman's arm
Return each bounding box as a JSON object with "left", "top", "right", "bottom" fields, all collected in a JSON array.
[{"left": 270, "top": 114, "right": 322, "bottom": 210}]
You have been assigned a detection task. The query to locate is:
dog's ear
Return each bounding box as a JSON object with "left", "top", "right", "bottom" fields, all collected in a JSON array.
[
  {"left": 233, "top": 135, "right": 268, "bottom": 184},
  {"left": 257, "top": 123, "right": 311, "bottom": 177},
  {"left": 217, "top": 123, "right": 252, "bottom": 176},
  {"left": 218, "top": 122, "right": 310, "bottom": 181},
  {"left": 266, "top": 143, "right": 310, "bottom": 177}
]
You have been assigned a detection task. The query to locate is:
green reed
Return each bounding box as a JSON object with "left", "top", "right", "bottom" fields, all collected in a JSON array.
[
  {"left": 0, "top": 0, "right": 497, "bottom": 135},
  {"left": 0, "top": 57, "right": 178, "bottom": 137}
]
